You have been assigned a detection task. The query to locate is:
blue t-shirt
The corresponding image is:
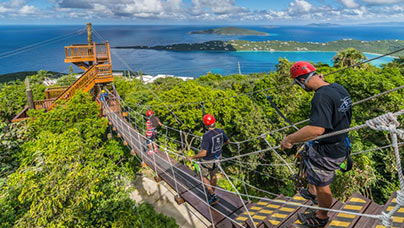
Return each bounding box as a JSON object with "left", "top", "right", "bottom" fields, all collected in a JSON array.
[{"left": 201, "top": 128, "right": 229, "bottom": 160}]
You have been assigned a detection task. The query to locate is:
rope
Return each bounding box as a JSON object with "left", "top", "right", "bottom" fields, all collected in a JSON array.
[
  {"left": 0, "top": 29, "right": 85, "bottom": 59},
  {"left": 236, "top": 142, "right": 251, "bottom": 203},
  {"left": 94, "top": 29, "right": 195, "bottom": 139},
  {"left": 263, "top": 137, "right": 295, "bottom": 174},
  {"left": 121, "top": 97, "right": 404, "bottom": 168},
  {"left": 197, "top": 161, "right": 216, "bottom": 227},
  {"left": 218, "top": 163, "right": 256, "bottom": 228},
  {"left": 139, "top": 83, "right": 294, "bottom": 108},
  {"left": 365, "top": 112, "right": 404, "bottom": 227},
  {"left": 140, "top": 139, "right": 383, "bottom": 221},
  {"left": 323, "top": 47, "right": 404, "bottom": 77},
  {"left": 231, "top": 82, "right": 404, "bottom": 144},
  {"left": 104, "top": 102, "right": 395, "bottom": 225},
  {"left": 164, "top": 126, "right": 180, "bottom": 194}
]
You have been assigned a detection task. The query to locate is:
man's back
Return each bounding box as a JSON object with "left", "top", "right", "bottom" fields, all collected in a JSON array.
[
  {"left": 310, "top": 83, "right": 352, "bottom": 158},
  {"left": 201, "top": 128, "right": 229, "bottom": 160}
]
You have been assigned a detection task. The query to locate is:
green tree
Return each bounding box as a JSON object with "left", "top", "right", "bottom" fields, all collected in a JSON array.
[
  {"left": 333, "top": 48, "right": 367, "bottom": 68},
  {"left": 0, "top": 91, "right": 179, "bottom": 228}
]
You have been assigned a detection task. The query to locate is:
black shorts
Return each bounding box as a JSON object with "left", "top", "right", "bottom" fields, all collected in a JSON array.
[
  {"left": 304, "top": 146, "right": 345, "bottom": 187},
  {"left": 146, "top": 135, "right": 156, "bottom": 145}
]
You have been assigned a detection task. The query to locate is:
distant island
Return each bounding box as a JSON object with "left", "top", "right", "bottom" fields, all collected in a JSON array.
[
  {"left": 307, "top": 23, "right": 340, "bottom": 27},
  {"left": 190, "top": 27, "right": 269, "bottom": 36},
  {"left": 113, "top": 39, "right": 404, "bottom": 57}
]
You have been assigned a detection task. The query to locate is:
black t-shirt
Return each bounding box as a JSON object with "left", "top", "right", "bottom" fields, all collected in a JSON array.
[
  {"left": 309, "top": 83, "right": 352, "bottom": 158},
  {"left": 201, "top": 128, "right": 229, "bottom": 160}
]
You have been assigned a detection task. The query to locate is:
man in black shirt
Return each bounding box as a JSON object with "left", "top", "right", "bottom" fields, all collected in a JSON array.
[
  {"left": 281, "top": 61, "right": 352, "bottom": 227},
  {"left": 186, "top": 114, "right": 230, "bottom": 205}
]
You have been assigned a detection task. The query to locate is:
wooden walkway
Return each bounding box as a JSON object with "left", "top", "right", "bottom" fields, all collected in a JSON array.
[
  {"left": 104, "top": 100, "right": 404, "bottom": 228},
  {"left": 104, "top": 101, "right": 248, "bottom": 227}
]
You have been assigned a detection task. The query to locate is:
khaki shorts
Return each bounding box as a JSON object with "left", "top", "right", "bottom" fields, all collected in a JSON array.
[{"left": 200, "top": 158, "right": 220, "bottom": 178}]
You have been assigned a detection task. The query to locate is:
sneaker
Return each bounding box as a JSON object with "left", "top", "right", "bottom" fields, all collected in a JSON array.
[
  {"left": 208, "top": 194, "right": 219, "bottom": 205},
  {"left": 154, "top": 148, "right": 158, "bottom": 153},
  {"left": 300, "top": 188, "right": 318, "bottom": 205},
  {"left": 297, "top": 212, "right": 329, "bottom": 228},
  {"left": 148, "top": 150, "right": 153, "bottom": 155}
]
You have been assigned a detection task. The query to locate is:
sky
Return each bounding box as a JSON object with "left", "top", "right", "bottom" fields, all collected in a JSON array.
[{"left": 0, "top": 0, "right": 403, "bottom": 25}]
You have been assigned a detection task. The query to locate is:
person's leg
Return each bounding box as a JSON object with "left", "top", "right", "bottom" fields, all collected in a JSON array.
[
  {"left": 315, "top": 185, "right": 332, "bottom": 219},
  {"left": 152, "top": 142, "right": 157, "bottom": 151},
  {"left": 210, "top": 174, "right": 217, "bottom": 194},
  {"left": 203, "top": 177, "right": 214, "bottom": 195},
  {"left": 309, "top": 184, "right": 317, "bottom": 196}
]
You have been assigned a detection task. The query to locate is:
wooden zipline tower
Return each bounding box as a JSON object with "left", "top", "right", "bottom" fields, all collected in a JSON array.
[{"left": 13, "top": 23, "right": 114, "bottom": 122}]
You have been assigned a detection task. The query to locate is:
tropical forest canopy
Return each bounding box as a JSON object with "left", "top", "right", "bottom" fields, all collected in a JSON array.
[{"left": 0, "top": 48, "right": 403, "bottom": 227}]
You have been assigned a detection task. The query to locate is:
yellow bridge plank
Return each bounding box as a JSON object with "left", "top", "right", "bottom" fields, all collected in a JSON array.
[
  {"left": 337, "top": 213, "right": 356, "bottom": 218},
  {"left": 329, "top": 220, "right": 351, "bottom": 227},
  {"left": 343, "top": 205, "right": 362, "bottom": 210},
  {"left": 272, "top": 213, "right": 288, "bottom": 218},
  {"left": 349, "top": 198, "right": 367, "bottom": 203},
  {"left": 279, "top": 207, "right": 295, "bottom": 212}
]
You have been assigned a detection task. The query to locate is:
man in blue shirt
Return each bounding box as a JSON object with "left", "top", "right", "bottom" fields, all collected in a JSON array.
[{"left": 186, "top": 114, "right": 230, "bottom": 205}]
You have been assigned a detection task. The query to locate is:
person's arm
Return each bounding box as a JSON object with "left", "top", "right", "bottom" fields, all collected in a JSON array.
[
  {"left": 281, "top": 125, "right": 325, "bottom": 150},
  {"left": 187, "top": 150, "right": 207, "bottom": 161},
  {"left": 223, "top": 131, "right": 230, "bottom": 145},
  {"left": 158, "top": 121, "right": 163, "bottom": 127},
  {"left": 187, "top": 134, "right": 209, "bottom": 161}
]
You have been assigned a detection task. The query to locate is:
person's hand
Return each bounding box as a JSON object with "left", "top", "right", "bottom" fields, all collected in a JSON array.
[{"left": 281, "top": 136, "right": 293, "bottom": 150}]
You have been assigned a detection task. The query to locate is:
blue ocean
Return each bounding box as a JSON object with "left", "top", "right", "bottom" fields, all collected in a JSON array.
[{"left": 0, "top": 25, "right": 402, "bottom": 77}]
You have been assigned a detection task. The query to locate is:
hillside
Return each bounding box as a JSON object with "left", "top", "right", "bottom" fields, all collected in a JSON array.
[
  {"left": 113, "top": 39, "right": 404, "bottom": 57},
  {"left": 189, "top": 26, "right": 269, "bottom": 36},
  {"left": 0, "top": 71, "right": 63, "bottom": 83}
]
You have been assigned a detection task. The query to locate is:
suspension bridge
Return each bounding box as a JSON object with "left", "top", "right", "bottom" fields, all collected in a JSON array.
[{"left": 7, "top": 23, "right": 404, "bottom": 228}]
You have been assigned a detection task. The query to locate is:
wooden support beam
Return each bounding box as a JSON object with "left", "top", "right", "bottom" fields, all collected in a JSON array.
[
  {"left": 154, "top": 176, "right": 162, "bottom": 182},
  {"left": 123, "top": 141, "right": 128, "bottom": 146},
  {"left": 141, "top": 162, "right": 147, "bottom": 168},
  {"left": 122, "top": 112, "right": 128, "bottom": 117},
  {"left": 174, "top": 195, "right": 185, "bottom": 205},
  {"left": 108, "top": 122, "right": 112, "bottom": 125},
  {"left": 113, "top": 127, "right": 117, "bottom": 131},
  {"left": 117, "top": 133, "right": 121, "bottom": 138},
  {"left": 107, "top": 133, "right": 112, "bottom": 139}
]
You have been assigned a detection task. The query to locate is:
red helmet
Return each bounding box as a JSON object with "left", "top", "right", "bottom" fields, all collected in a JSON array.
[
  {"left": 146, "top": 110, "right": 154, "bottom": 117},
  {"left": 290, "top": 61, "right": 316, "bottom": 79},
  {"left": 203, "top": 114, "right": 215, "bottom": 126}
]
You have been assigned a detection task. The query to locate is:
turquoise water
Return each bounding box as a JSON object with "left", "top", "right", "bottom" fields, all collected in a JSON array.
[
  {"left": 121, "top": 49, "right": 395, "bottom": 76},
  {"left": 0, "top": 25, "right": 401, "bottom": 76}
]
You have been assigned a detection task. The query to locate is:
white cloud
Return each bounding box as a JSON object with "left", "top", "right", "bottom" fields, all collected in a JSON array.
[
  {"left": 362, "top": 0, "right": 404, "bottom": 4},
  {"left": 1, "top": 0, "right": 404, "bottom": 24},
  {"left": 10, "top": 0, "right": 25, "bottom": 8},
  {"left": 339, "top": 0, "right": 359, "bottom": 8},
  {"left": 0, "top": 0, "right": 40, "bottom": 16},
  {"left": 0, "top": 6, "right": 11, "bottom": 13},
  {"left": 287, "top": 0, "right": 314, "bottom": 15},
  {"left": 19, "top": 5, "right": 37, "bottom": 14}
]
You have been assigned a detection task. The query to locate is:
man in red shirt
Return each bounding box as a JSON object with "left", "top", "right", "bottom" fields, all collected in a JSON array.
[{"left": 145, "top": 110, "right": 163, "bottom": 155}]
